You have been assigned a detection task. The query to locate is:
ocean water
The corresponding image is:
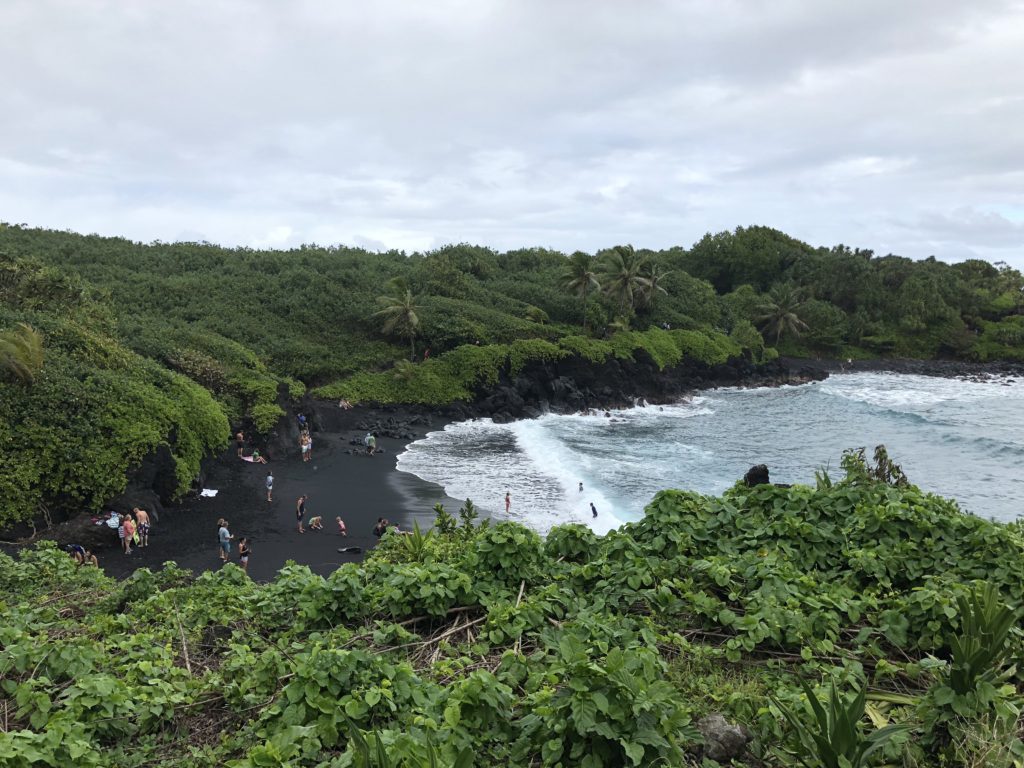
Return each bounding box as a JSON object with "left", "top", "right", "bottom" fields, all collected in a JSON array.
[{"left": 395, "top": 372, "right": 1024, "bottom": 531}]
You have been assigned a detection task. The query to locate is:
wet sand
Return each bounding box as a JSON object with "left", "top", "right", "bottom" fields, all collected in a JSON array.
[{"left": 99, "top": 423, "right": 460, "bottom": 582}]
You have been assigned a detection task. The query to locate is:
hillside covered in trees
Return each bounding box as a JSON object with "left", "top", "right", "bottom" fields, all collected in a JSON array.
[{"left": 1, "top": 221, "right": 1022, "bottom": 528}]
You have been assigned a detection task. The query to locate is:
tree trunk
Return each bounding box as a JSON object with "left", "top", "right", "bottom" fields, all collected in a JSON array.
[{"left": 582, "top": 285, "right": 589, "bottom": 333}]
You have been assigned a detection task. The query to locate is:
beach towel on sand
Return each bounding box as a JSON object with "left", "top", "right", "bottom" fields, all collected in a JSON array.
[{"left": 200, "top": 489, "right": 218, "bottom": 498}]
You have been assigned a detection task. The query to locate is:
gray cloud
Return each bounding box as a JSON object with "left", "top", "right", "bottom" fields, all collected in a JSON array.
[{"left": 1, "top": 0, "right": 1023, "bottom": 266}]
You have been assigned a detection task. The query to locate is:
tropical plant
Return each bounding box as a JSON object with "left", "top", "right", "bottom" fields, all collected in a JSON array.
[
  {"left": 458, "top": 498, "right": 478, "bottom": 533},
  {"left": 561, "top": 251, "right": 601, "bottom": 332},
  {"left": 391, "top": 359, "right": 418, "bottom": 382},
  {"left": 399, "top": 520, "right": 434, "bottom": 562},
  {"left": 374, "top": 278, "right": 421, "bottom": 361},
  {"left": 599, "top": 245, "right": 648, "bottom": 319},
  {"left": 343, "top": 717, "right": 473, "bottom": 768},
  {"left": 773, "top": 677, "right": 908, "bottom": 768},
  {"left": 0, "top": 322, "right": 44, "bottom": 383},
  {"left": 946, "top": 583, "right": 1019, "bottom": 698},
  {"left": 637, "top": 262, "right": 672, "bottom": 311},
  {"left": 433, "top": 503, "right": 458, "bottom": 536},
  {"left": 756, "top": 283, "right": 810, "bottom": 345}
]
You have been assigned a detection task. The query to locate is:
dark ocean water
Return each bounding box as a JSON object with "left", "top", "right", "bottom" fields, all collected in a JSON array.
[{"left": 397, "top": 372, "right": 1024, "bottom": 531}]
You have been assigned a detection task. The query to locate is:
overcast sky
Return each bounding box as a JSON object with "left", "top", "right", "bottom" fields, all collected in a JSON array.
[{"left": 3, "top": 1, "right": 1023, "bottom": 266}]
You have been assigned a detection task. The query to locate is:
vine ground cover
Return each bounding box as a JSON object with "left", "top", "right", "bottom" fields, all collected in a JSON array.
[{"left": 1, "top": 464, "right": 1022, "bottom": 767}]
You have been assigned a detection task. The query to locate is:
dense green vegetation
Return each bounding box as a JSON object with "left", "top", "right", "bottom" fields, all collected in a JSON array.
[
  {"left": 1, "top": 455, "right": 1022, "bottom": 767},
  {"left": 0, "top": 256, "right": 228, "bottom": 529},
  {"left": 1, "top": 221, "right": 1022, "bottom": 527}
]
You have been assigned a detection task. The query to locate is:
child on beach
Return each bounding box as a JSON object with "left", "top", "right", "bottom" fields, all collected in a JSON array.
[
  {"left": 117, "top": 515, "right": 126, "bottom": 552},
  {"left": 336, "top": 516, "right": 347, "bottom": 536},
  {"left": 308, "top": 516, "right": 323, "bottom": 530},
  {"left": 238, "top": 537, "right": 251, "bottom": 572},
  {"left": 266, "top": 472, "right": 274, "bottom": 502}
]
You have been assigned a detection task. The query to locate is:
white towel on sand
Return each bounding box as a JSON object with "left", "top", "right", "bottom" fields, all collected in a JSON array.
[{"left": 200, "top": 489, "right": 218, "bottom": 498}]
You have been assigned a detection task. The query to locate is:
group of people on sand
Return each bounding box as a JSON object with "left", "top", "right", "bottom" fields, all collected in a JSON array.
[
  {"left": 294, "top": 493, "right": 348, "bottom": 536},
  {"left": 115, "top": 507, "right": 151, "bottom": 554},
  {"left": 217, "top": 518, "right": 251, "bottom": 571},
  {"left": 236, "top": 431, "right": 268, "bottom": 464}
]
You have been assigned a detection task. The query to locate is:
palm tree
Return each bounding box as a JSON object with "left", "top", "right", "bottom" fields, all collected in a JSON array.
[
  {"left": 599, "top": 245, "right": 648, "bottom": 320},
  {"left": 637, "top": 263, "right": 673, "bottom": 311},
  {"left": 756, "top": 285, "right": 809, "bottom": 345},
  {"left": 0, "top": 322, "right": 44, "bottom": 384},
  {"left": 373, "top": 278, "right": 421, "bottom": 360},
  {"left": 561, "top": 252, "right": 600, "bottom": 332}
]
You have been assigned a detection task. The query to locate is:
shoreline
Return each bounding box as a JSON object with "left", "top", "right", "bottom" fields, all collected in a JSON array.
[{"left": 6, "top": 356, "right": 1023, "bottom": 581}]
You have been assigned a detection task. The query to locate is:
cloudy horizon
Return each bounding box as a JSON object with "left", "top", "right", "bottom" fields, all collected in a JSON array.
[{"left": 2, "top": 1, "right": 1023, "bottom": 265}]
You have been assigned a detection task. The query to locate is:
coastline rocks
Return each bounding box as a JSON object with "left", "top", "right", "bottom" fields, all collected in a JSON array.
[
  {"left": 448, "top": 351, "right": 821, "bottom": 422},
  {"left": 743, "top": 464, "right": 771, "bottom": 487}
]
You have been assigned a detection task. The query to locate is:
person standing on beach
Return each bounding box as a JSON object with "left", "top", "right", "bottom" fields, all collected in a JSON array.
[
  {"left": 236, "top": 431, "right": 245, "bottom": 457},
  {"left": 217, "top": 519, "right": 233, "bottom": 561},
  {"left": 505, "top": 491, "right": 511, "bottom": 514},
  {"left": 300, "top": 433, "right": 310, "bottom": 462},
  {"left": 134, "top": 507, "right": 151, "bottom": 547},
  {"left": 123, "top": 514, "right": 136, "bottom": 554},
  {"left": 365, "top": 433, "right": 376, "bottom": 456},
  {"left": 116, "top": 515, "right": 126, "bottom": 553},
  {"left": 296, "top": 495, "right": 307, "bottom": 533},
  {"left": 266, "top": 472, "right": 274, "bottom": 502},
  {"left": 590, "top": 502, "right": 598, "bottom": 518},
  {"left": 336, "top": 516, "right": 347, "bottom": 536},
  {"left": 238, "top": 537, "right": 251, "bottom": 572}
]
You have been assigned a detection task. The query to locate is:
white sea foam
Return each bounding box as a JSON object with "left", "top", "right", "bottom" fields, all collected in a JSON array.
[{"left": 819, "top": 372, "right": 1024, "bottom": 411}]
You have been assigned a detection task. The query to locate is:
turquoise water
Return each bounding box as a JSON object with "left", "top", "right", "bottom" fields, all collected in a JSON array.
[{"left": 396, "top": 372, "right": 1024, "bottom": 531}]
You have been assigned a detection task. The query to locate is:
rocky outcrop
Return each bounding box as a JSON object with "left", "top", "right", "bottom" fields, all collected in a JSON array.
[
  {"left": 697, "top": 713, "right": 753, "bottom": 762},
  {"left": 465, "top": 352, "right": 826, "bottom": 422}
]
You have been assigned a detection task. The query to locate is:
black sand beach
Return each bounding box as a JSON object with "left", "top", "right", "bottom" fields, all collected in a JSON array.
[{"left": 96, "top": 413, "right": 461, "bottom": 582}]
